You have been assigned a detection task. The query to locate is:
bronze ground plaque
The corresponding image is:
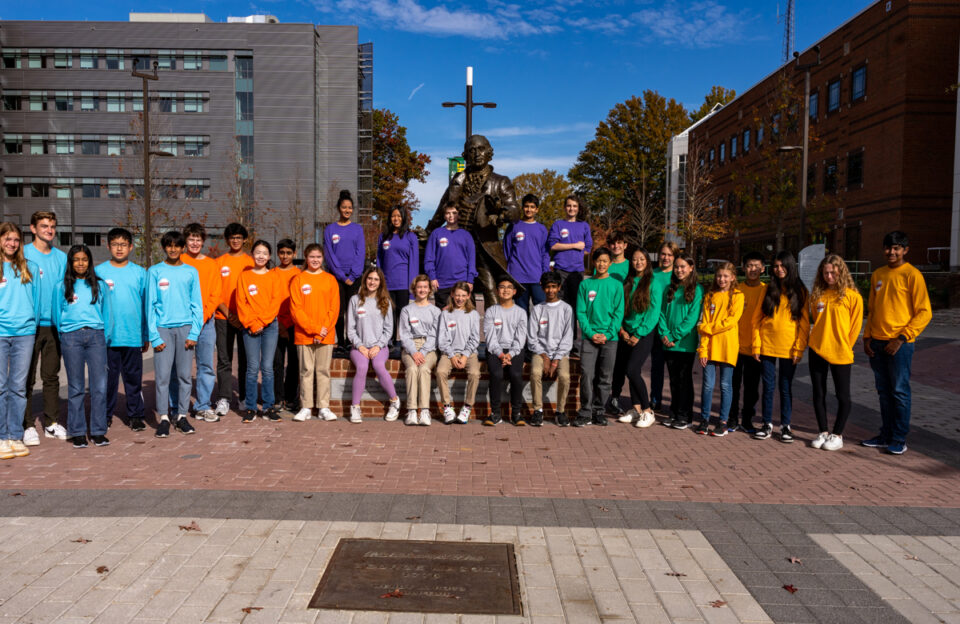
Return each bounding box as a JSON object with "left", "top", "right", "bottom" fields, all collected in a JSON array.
[{"left": 309, "top": 538, "right": 522, "bottom": 615}]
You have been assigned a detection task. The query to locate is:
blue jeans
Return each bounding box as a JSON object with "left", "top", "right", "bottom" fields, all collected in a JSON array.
[
  {"left": 516, "top": 283, "right": 546, "bottom": 312},
  {"left": 169, "top": 318, "right": 216, "bottom": 413},
  {"left": 242, "top": 320, "right": 279, "bottom": 410},
  {"left": 0, "top": 334, "right": 35, "bottom": 441},
  {"left": 61, "top": 328, "right": 108, "bottom": 438},
  {"left": 700, "top": 361, "right": 734, "bottom": 424},
  {"left": 868, "top": 339, "right": 914, "bottom": 443},
  {"left": 761, "top": 355, "right": 797, "bottom": 426}
]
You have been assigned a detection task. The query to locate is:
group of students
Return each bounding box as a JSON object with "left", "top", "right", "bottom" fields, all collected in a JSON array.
[{"left": 0, "top": 191, "right": 933, "bottom": 459}]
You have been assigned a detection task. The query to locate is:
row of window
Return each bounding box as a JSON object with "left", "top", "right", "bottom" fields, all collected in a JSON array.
[
  {"left": 3, "top": 177, "right": 210, "bottom": 200},
  {"left": 2, "top": 134, "right": 209, "bottom": 158},
  {"left": 2, "top": 90, "right": 209, "bottom": 113},
  {"left": 809, "top": 64, "right": 867, "bottom": 119},
  {"left": 1, "top": 48, "right": 235, "bottom": 72}
]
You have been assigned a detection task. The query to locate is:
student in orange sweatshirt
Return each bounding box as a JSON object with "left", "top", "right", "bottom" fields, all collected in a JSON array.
[
  {"left": 696, "top": 262, "right": 744, "bottom": 437},
  {"left": 289, "top": 244, "right": 340, "bottom": 422},
  {"left": 215, "top": 223, "right": 254, "bottom": 416},
  {"left": 808, "top": 254, "right": 863, "bottom": 452},
  {"left": 752, "top": 251, "right": 809, "bottom": 443},
  {"left": 272, "top": 239, "right": 301, "bottom": 412},
  {"left": 236, "top": 240, "right": 282, "bottom": 423}
]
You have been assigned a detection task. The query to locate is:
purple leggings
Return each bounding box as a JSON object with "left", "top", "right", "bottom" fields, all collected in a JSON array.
[{"left": 350, "top": 348, "right": 397, "bottom": 404}]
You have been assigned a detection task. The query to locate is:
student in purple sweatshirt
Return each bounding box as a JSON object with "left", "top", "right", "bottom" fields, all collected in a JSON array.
[
  {"left": 324, "top": 190, "right": 365, "bottom": 353},
  {"left": 548, "top": 195, "right": 592, "bottom": 345},
  {"left": 377, "top": 207, "right": 419, "bottom": 336},
  {"left": 424, "top": 202, "right": 477, "bottom": 309},
  {"left": 504, "top": 194, "right": 550, "bottom": 312}
]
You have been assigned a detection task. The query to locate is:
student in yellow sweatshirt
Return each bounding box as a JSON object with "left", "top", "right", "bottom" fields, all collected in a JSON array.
[
  {"left": 731, "top": 251, "right": 766, "bottom": 434},
  {"left": 808, "top": 254, "right": 863, "bottom": 452},
  {"left": 752, "top": 251, "right": 809, "bottom": 443},
  {"left": 861, "top": 231, "right": 932, "bottom": 455},
  {"left": 696, "top": 262, "right": 744, "bottom": 437}
]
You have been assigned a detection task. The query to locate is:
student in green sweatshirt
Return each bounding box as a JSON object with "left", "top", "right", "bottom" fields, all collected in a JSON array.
[{"left": 658, "top": 253, "right": 703, "bottom": 430}]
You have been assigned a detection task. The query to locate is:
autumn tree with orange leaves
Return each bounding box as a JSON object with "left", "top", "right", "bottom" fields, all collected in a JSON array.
[{"left": 372, "top": 109, "right": 431, "bottom": 225}]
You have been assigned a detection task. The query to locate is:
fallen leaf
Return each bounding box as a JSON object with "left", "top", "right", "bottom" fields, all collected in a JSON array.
[
  {"left": 512, "top": 450, "right": 523, "bottom": 455},
  {"left": 788, "top": 557, "right": 803, "bottom": 565},
  {"left": 710, "top": 600, "right": 727, "bottom": 608},
  {"left": 380, "top": 588, "right": 404, "bottom": 598},
  {"left": 372, "top": 461, "right": 387, "bottom": 465},
  {"left": 675, "top": 515, "right": 688, "bottom": 520},
  {"left": 96, "top": 565, "right": 109, "bottom": 574},
  {"left": 304, "top": 495, "right": 313, "bottom": 499},
  {"left": 474, "top": 461, "right": 487, "bottom": 465},
  {"left": 178, "top": 521, "right": 201, "bottom": 532},
  {"left": 496, "top": 437, "right": 510, "bottom": 441},
  {"left": 405, "top": 516, "right": 420, "bottom": 520},
  {"left": 596, "top": 505, "right": 609, "bottom": 512},
  {"left": 448, "top": 594, "right": 460, "bottom": 599},
  {"left": 241, "top": 606, "right": 263, "bottom": 613},
  {"left": 366, "top": 475, "right": 374, "bottom": 479},
  {"left": 473, "top": 432, "right": 484, "bottom": 436},
  {"left": 241, "top": 440, "right": 250, "bottom": 444},
  {"left": 783, "top": 584, "right": 798, "bottom": 594},
  {"left": 339, "top": 443, "right": 353, "bottom": 447},
  {"left": 904, "top": 554, "right": 920, "bottom": 561},
  {"left": 849, "top": 486, "right": 860, "bottom": 491},
  {"left": 71, "top": 538, "right": 92, "bottom": 544},
  {"left": 666, "top": 572, "right": 687, "bottom": 577},
  {"left": 681, "top": 485, "right": 695, "bottom": 489},
  {"left": 132, "top": 440, "right": 146, "bottom": 444},
  {"left": 438, "top": 458, "right": 447, "bottom": 464},
  {"left": 536, "top": 447, "right": 550, "bottom": 451},
  {"left": 9, "top": 492, "right": 24, "bottom": 497}
]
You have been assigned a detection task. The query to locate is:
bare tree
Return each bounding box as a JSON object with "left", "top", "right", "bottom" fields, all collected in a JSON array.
[
  {"left": 285, "top": 164, "right": 309, "bottom": 253},
  {"left": 674, "top": 140, "right": 729, "bottom": 259}
]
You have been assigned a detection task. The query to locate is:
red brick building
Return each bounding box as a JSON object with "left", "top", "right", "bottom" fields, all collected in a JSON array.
[{"left": 666, "top": 0, "right": 960, "bottom": 271}]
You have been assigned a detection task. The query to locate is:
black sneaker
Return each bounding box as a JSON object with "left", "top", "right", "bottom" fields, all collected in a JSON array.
[
  {"left": 92, "top": 435, "right": 110, "bottom": 446},
  {"left": 513, "top": 414, "right": 527, "bottom": 426},
  {"left": 650, "top": 398, "right": 662, "bottom": 412},
  {"left": 606, "top": 396, "right": 624, "bottom": 416},
  {"left": 753, "top": 423, "right": 773, "bottom": 440},
  {"left": 709, "top": 425, "right": 728, "bottom": 437},
  {"left": 530, "top": 410, "right": 544, "bottom": 427},
  {"left": 661, "top": 417, "right": 676, "bottom": 428},
  {"left": 241, "top": 410, "right": 256, "bottom": 423},
  {"left": 483, "top": 411, "right": 501, "bottom": 426},
  {"left": 556, "top": 412, "right": 570, "bottom": 427},
  {"left": 860, "top": 435, "right": 888, "bottom": 448},
  {"left": 263, "top": 408, "right": 282, "bottom": 422},
  {"left": 572, "top": 415, "right": 592, "bottom": 427},
  {"left": 740, "top": 419, "right": 757, "bottom": 435},
  {"left": 129, "top": 418, "right": 146, "bottom": 432},
  {"left": 780, "top": 426, "right": 794, "bottom": 443},
  {"left": 672, "top": 418, "right": 691, "bottom": 430},
  {"left": 155, "top": 420, "right": 171, "bottom": 438},
  {"left": 175, "top": 417, "right": 196, "bottom": 435},
  {"left": 592, "top": 412, "right": 608, "bottom": 427},
  {"left": 695, "top": 421, "right": 710, "bottom": 435},
  {"left": 71, "top": 436, "right": 88, "bottom": 448},
  {"left": 726, "top": 421, "right": 740, "bottom": 433}
]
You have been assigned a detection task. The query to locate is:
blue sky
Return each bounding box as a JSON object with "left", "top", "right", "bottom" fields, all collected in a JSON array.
[{"left": 5, "top": 0, "right": 872, "bottom": 226}]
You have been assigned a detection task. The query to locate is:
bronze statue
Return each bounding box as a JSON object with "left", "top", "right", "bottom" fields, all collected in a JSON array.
[{"left": 426, "top": 134, "right": 520, "bottom": 305}]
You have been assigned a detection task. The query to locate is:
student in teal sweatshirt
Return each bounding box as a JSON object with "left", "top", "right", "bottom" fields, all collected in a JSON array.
[
  {"left": 53, "top": 245, "right": 110, "bottom": 449},
  {"left": 658, "top": 253, "right": 703, "bottom": 430}
]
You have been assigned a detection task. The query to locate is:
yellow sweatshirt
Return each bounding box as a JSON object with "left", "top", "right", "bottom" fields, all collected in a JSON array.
[
  {"left": 697, "top": 289, "right": 744, "bottom": 366},
  {"left": 736, "top": 282, "right": 766, "bottom": 355},
  {"left": 808, "top": 288, "right": 863, "bottom": 365},
  {"left": 864, "top": 263, "right": 932, "bottom": 342},
  {"left": 752, "top": 294, "right": 810, "bottom": 359}
]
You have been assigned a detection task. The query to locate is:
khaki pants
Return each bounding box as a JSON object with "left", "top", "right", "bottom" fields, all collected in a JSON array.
[
  {"left": 297, "top": 344, "right": 333, "bottom": 409},
  {"left": 401, "top": 339, "right": 437, "bottom": 409},
  {"left": 436, "top": 353, "right": 480, "bottom": 406},
  {"left": 530, "top": 355, "right": 570, "bottom": 412}
]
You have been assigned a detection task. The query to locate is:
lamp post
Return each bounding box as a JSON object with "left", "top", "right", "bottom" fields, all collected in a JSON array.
[
  {"left": 442, "top": 66, "right": 497, "bottom": 142},
  {"left": 131, "top": 59, "right": 159, "bottom": 263},
  {"left": 780, "top": 46, "right": 821, "bottom": 246}
]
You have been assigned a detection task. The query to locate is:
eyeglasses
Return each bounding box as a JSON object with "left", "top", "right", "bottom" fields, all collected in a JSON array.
[{"left": 109, "top": 242, "right": 130, "bottom": 248}]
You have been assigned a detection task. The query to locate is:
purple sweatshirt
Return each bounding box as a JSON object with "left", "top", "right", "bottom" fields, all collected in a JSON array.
[
  {"left": 424, "top": 227, "right": 477, "bottom": 289},
  {"left": 324, "top": 222, "right": 365, "bottom": 283},
  {"left": 377, "top": 231, "right": 419, "bottom": 292},
  {"left": 503, "top": 220, "right": 550, "bottom": 284},
  {"left": 547, "top": 220, "right": 592, "bottom": 273}
]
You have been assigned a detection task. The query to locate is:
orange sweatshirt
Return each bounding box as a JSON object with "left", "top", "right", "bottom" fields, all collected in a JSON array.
[
  {"left": 215, "top": 253, "right": 254, "bottom": 319},
  {"left": 236, "top": 269, "right": 282, "bottom": 333},
  {"left": 736, "top": 282, "right": 766, "bottom": 355},
  {"left": 808, "top": 288, "right": 863, "bottom": 365},
  {"left": 697, "top": 289, "right": 744, "bottom": 366},
  {"left": 289, "top": 270, "right": 340, "bottom": 345},
  {"left": 182, "top": 254, "right": 222, "bottom": 323},
  {"left": 752, "top": 294, "right": 810, "bottom": 359},
  {"left": 863, "top": 263, "right": 932, "bottom": 342},
  {"left": 272, "top": 265, "right": 301, "bottom": 330}
]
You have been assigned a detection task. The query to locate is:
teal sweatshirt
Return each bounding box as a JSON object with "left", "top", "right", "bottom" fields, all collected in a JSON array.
[
  {"left": 147, "top": 263, "right": 203, "bottom": 347},
  {"left": 623, "top": 276, "right": 662, "bottom": 338},
  {"left": 53, "top": 279, "right": 109, "bottom": 334},
  {"left": 658, "top": 283, "right": 703, "bottom": 352},
  {"left": 24, "top": 244, "right": 67, "bottom": 327},
  {"left": 0, "top": 260, "right": 40, "bottom": 337},
  {"left": 97, "top": 261, "right": 148, "bottom": 347},
  {"left": 576, "top": 275, "right": 624, "bottom": 342}
]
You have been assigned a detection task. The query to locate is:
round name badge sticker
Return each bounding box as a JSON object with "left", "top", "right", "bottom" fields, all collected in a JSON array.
[
  {"left": 447, "top": 321, "right": 457, "bottom": 329},
  {"left": 0, "top": 277, "right": 7, "bottom": 289},
  {"left": 515, "top": 231, "right": 525, "bottom": 242},
  {"left": 332, "top": 234, "right": 341, "bottom": 245},
  {"left": 875, "top": 280, "right": 883, "bottom": 291},
  {"left": 382, "top": 240, "right": 391, "bottom": 250},
  {"left": 70, "top": 293, "right": 79, "bottom": 304},
  {"left": 220, "top": 266, "right": 230, "bottom": 277},
  {"left": 588, "top": 290, "right": 597, "bottom": 302},
  {"left": 817, "top": 301, "right": 825, "bottom": 313},
  {"left": 301, "top": 284, "right": 312, "bottom": 295},
  {"left": 494, "top": 318, "right": 502, "bottom": 327},
  {"left": 439, "top": 237, "right": 449, "bottom": 248},
  {"left": 710, "top": 303, "right": 716, "bottom": 314},
  {"left": 560, "top": 228, "right": 570, "bottom": 239},
  {"left": 158, "top": 278, "right": 170, "bottom": 291},
  {"left": 410, "top": 317, "right": 420, "bottom": 325},
  {"left": 248, "top": 284, "right": 258, "bottom": 296},
  {"left": 105, "top": 279, "right": 115, "bottom": 290},
  {"left": 539, "top": 318, "right": 549, "bottom": 326},
  {"left": 357, "top": 307, "right": 367, "bottom": 316}
]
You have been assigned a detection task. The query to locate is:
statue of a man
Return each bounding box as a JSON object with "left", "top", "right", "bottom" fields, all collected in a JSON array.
[{"left": 426, "top": 134, "right": 520, "bottom": 305}]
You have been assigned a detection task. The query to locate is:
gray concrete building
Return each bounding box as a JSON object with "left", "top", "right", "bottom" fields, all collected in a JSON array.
[{"left": 0, "top": 14, "right": 371, "bottom": 257}]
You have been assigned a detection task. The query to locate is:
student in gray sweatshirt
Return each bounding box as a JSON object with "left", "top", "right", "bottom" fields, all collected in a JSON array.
[
  {"left": 347, "top": 268, "right": 400, "bottom": 423},
  {"left": 528, "top": 271, "right": 574, "bottom": 426},
  {"left": 483, "top": 276, "right": 529, "bottom": 426},
  {"left": 435, "top": 281, "right": 481, "bottom": 424},
  {"left": 399, "top": 274, "right": 441, "bottom": 426}
]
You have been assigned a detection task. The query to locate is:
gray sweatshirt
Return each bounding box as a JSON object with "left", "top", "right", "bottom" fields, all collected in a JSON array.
[
  {"left": 484, "top": 303, "right": 528, "bottom": 358},
  {"left": 437, "top": 308, "right": 480, "bottom": 358},
  {"left": 528, "top": 300, "right": 574, "bottom": 360},
  {"left": 347, "top": 294, "right": 393, "bottom": 349},
  {"left": 398, "top": 302, "right": 441, "bottom": 355}
]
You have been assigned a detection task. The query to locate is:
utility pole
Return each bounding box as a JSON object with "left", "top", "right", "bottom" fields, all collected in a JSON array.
[
  {"left": 780, "top": 46, "right": 822, "bottom": 246},
  {"left": 131, "top": 59, "right": 159, "bottom": 264},
  {"left": 442, "top": 67, "right": 497, "bottom": 142}
]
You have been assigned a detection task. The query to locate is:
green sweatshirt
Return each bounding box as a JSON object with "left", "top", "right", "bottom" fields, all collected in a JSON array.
[
  {"left": 607, "top": 259, "right": 629, "bottom": 283},
  {"left": 658, "top": 283, "right": 704, "bottom": 352},
  {"left": 623, "top": 276, "right": 663, "bottom": 338},
  {"left": 576, "top": 275, "right": 624, "bottom": 342}
]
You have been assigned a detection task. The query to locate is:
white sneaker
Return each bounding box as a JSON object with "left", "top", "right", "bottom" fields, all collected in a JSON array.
[
  {"left": 293, "top": 408, "right": 312, "bottom": 422},
  {"left": 456, "top": 406, "right": 471, "bottom": 424},
  {"left": 635, "top": 409, "right": 656, "bottom": 428},
  {"left": 349, "top": 405, "right": 363, "bottom": 423},
  {"left": 823, "top": 434, "right": 843, "bottom": 451},
  {"left": 385, "top": 399, "right": 401, "bottom": 422},
  {"left": 215, "top": 399, "right": 230, "bottom": 416},
  {"left": 442, "top": 405, "right": 456, "bottom": 424},
  {"left": 405, "top": 409, "right": 418, "bottom": 426},
  {"left": 619, "top": 408, "right": 638, "bottom": 424},
  {"left": 23, "top": 427, "right": 40, "bottom": 447},
  {"left": 811, "top": 432, "right": 829, "bottom": 449},
  {"left": 44, "top": 423, "right": 67, "bottom": 440},
  {"left": 319, "top": 408, "right": 338, "bottom": 421},
  {"left": 419, "top": 408, "right": 432, "bottom": 426}
]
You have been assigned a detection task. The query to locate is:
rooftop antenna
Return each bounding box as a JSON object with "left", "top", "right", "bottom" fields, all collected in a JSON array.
[{"left": 779, "top": 0, "right": 796, "bottom": 64}]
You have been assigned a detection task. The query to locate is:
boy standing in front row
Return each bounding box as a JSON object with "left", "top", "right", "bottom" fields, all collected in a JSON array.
[
  {"left": 861, "top": 231, "right": 931, "bottom": 455},
  {"left": 730, "top": 251, "right": 766, "bottom": 434},
  {"left": 528, "top": 271, "right": 574, "bottom": 427},
  {"left": 97, "top": 228, "right": 148, "bottom": 432},
  {"left": 215, "top": 223, "right": 253, "bottom": 415}
]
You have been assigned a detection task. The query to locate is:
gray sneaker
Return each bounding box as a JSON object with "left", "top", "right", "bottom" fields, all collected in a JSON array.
[{"left": 197, "top": 409, "right": 220, "bottom": 423}]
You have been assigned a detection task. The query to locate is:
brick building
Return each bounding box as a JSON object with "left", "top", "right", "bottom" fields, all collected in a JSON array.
[{"left": 665, "top": 0, "right": 960, "bottom": 271}]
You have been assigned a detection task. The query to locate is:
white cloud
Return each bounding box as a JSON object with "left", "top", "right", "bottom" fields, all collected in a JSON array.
[
  {"left": 483, "top": 122, "right": 594, "bottom": 138},
  {"left": 407, "top": 83, "right": 425, "bottom": 100},
  {"left": 565, "top": 13, "right": 632, "bottom": 35},
  {"left": 632, "top": 0, "right": 750, "bottom": 47}
]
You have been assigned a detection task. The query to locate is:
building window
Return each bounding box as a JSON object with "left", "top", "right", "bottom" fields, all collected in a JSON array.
[
  {"left": 80, "top": 91, "right": 99, "bottom": 111},
  {"left": 4, "top": 178, "right": 25, "bottom": 198},
  {"left": 757, "top": 123, "right": 764, "bottom": 146},
  {"left": 132, "top": 94, "right": 143, "bottom": 112},
  {"left": 236, "top": 92, "right": 254, "bottom": 121},
  {"left": 209, "top": 54, "right": 228, "bottom": 71},
  {"left": 847, "top": 150, "right": 864, "bottom": 186},
  {"left": 183, "top": 93, "right": 203, "bottom": 113},
  {"left": 824, "top": 158, "right": 838, "bottom": 193},
  {"left": 53, "top": 49, "right": 72, "bottom": 68},
  {"left": 157, "top": 92, "right": 176, "bottom": 113},
  {"left": 718, "top": 197, "right": 725, "bottom": 218},
  {"left": 731, "top": 136, "right": 738, "bottom": 159},
  {"left": 105, "top": 50, "right": 124, "bottom": 70},
  {"left": 106, "top": 92, "right": 123, "bottom": 112},
  {"left": 719, "top": 142, "right": 725, "bottom": 163},
  {"left": 807, "top": 165, "right": 816, "bottom": 192},
  {"left": 79, "top": 49, "right": 98, "bottom": 69},
  {"left": 236, "top": 56, "right": 253, "bottom": 80},
  {"left": 81, "top": 179, "right": 100, "bottom": 199},
  {"left": 55, "top": 135, "right": 74, "bottom": 155},
  {"left": 159, "top": 136, "right": 178, "bottom": 156},
  {"left": 3, "top": 134, "right": 24, "bottom": 155},
  {"left": 184, "top": 136, "right": 204, "bottom": 157},
  {"left": 708, "top": 147, "right": 715, "bottom": 166},
  {"left": 107, "top": 136, "right": 124, "bottom": 156},
  {"left": 54, "top": 92, "right": 73, "bottom": 112},
  {"left": 183, "top": 51, "right": 201, "bottom": 70},
  {"left": 827, "top": 79, "right": 841, "bottom": 113},
  {"left": 2, "top": 49, "right": 21, "bottom": 69},
  {"left": 28, "top": 49, "right": 46, "bottom": 69},
  {"left": 29, "top": 92, "right": 47, "bottom": 112},
  {"left": 29, "top": 135, "right": 46, "bottom": 155},
  {"left": 3, "top": 94, "right": 22, "bottom": 111},
  {"left": 237, "top": 136, "right": 255, "bottom": 163},
  {"left": 845, "top": 225, "right": 861, "bottom": 260},
  {"left": 157, "top": 50, "right": 176, "bottom": 70},
  {"left": 809, "top": 90, "right": 818, "bottom": 120},
  {"left": 82, "top": 233, "right": 102, "bottom": 247},
  {"left": 81, "top": 137, "right": 101, "bottom": 155},
  {"left": 184, "top": 179, "right": 205, "bottom": 199},
  {"left": 31, "top": 181, "right": 50, "bottom": 198},
  {"left": 743, "top": 129, "right": 750, "bottom": 153},
  {"left": 132, "top": 52, "right": 153, "bottom": 71},
  {"left": 54, "top": 179, "right": 73, "bottom": 199},
  {"left": 106, "top": 179, "right": 123, "bottom": 199},
  {"left": 772, "top": 113, "right": 781, "bottom": 136},
  {"left": 851, "top": 64, "right": 866, "bottom": 101}
]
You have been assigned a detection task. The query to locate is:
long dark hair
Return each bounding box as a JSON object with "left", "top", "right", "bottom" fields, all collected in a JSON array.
[
  {"left": 665, "top": 254, "right": 698, "bottom": 304},
  {"left": 385, "top": 207, "right": 410, "bottom": 238},
  {"left": 626, "top": 248, "right": 653, "bottom": 315},
  {"left": 762, "top": 250, "right": 808, "bottom": 320},
  {"left": 64, "top": 245, "right": 99, "bottom": 305}
]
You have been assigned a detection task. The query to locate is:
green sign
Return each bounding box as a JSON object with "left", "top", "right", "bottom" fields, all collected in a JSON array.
[{"left": 448, "top": 157, "right": 465, "bottom": 180}]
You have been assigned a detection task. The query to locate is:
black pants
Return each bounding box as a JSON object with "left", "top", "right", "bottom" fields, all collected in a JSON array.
[
  {"left": 609, "top": 339, "right": 632, "bottom": 406},
  {"left": 434, "top": 287, "right": 452, "bottom": 309},
  {"left": 731, "top": 352, "right": 762, "bottom": 424},
  {"left": 335, "top": 279, "right": 358, "bottom": 349},
  {"left": 809, "top": 349, "right": 852, "bottom": 435},
  {"left": 106, "top": 346, "right": 144, "bottom": 423},
  {"left": 273, "top": 325, "right": 299, "bottom": 407},
  {"left": 487, "top": 348, "right": 526, "bottom": 419},
  {"left": 627, "top": 333, "right": 655, "bottom": 410},
  {"left": 216, "top": 318, "right": 246, "bottom": 404},
  {"left": 649, "top": 333, "right": 665, "bottom": 404},
  {"left": 557, "top": 270, "right": 583, "bottom": 347},
  {"left": 664, "top": 351, "right": 695, "bottom": 422},
  {"left": 24, "top": 325, "right": 61, "bottom": 429},
  {"left": 389, "top": 289, "right": 409, "bottom": 341}
]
